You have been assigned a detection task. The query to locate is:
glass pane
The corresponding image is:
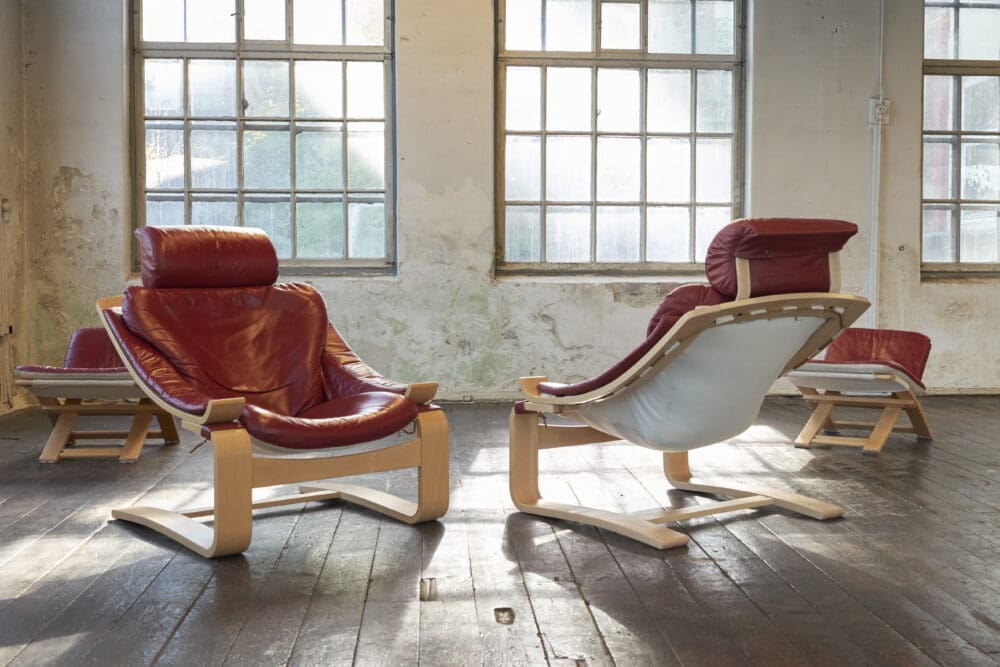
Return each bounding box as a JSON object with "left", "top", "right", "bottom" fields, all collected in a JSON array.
[
  {"left": 597, "top": 68, "right": 640, "bottom": 132},
  {"left": 506, "top": 0, "right": 543, "bottom": 50},
  {"left": 924, "top": 7, "right": 954, "bottom": 59},
  {"left": 145, "top": 121, "right": 184, "bottom": 189},
  {"left": 547, "top": 67, "right": 592, "bottom": 131},
  {"left": 647, "top": 137, "right": 690, "bottom": 203},
  {"left": 962, "top": 76, "right": 1000, "bottom": 131},
  {"left": 923, "top": 139, "right": 954, "bottom": 200},
  {"left": 961, "top": 141, "right": 1000, "bottom": 200},
  {"left": 346, "top": 62, "right": 385, "bottom": 118},
  {"left": 958, "top": 8, "right": 1000, "bottom": 60},
  {"left": 345, "top": 0, "right": 385, "bottom": 45},
  {"left": 146, "top": 196, "right": 185, "bottom": 226},
  {"left": 546, "top": 206, "right": 591, "bottom": 262},
  {"left": 297, "top": 200, "right": 345, "bottom": 258},
  {"left": 506, "top": 66, "right": 542, "bottom": 131},
  {"left": 695, "top": 206, "right": 730, "bottom": 260},
  {"left": 922, "top": 206, "right": 955, "bottom": 262},
  {"left": 143, "top": 0, "right": 184, "bottom": 42},
  {"left": 191, "top": 197, "right": 238, "bottom": 226},
  {"left": 545, "top": 0, "right": 593, "bottom": 52},
  {"left": 696, "top": 69, "right": 732, "bottom": 132},
  {"left": 244, "top": 61, "right": 290, "bottom": 117},
  {"left": 186, "top": 0, "right": 235, "bottom": 43},
  {"left": 923, "top": 75, "right": 955, "bottom": 131},
  {"left": 960, "top": 206, "right": 1000, "bottom": 262},
  {"left": 295, "top": 0, "right": 343, "bottom": 45},
  {"left": 597, "top": 137, "right": 640, "bottom": 202},
  {"left": 144, "top": 59, "right": 184, "bottom": 117},
  {"left": 695, "top": 0, "right": 733, "bottom": 55},
  {"left": 505, "top": 206, "right": 542, "bottom": 262},
  {"left": 297, "top": 123, "right": 344, "bottom": 190},
  {"left": 190, "top": 121, "right": 238, "bottom": 189},
  {"left": 347, "top": 122, "right": 385, "bottom": 189},
  {"left": 244, "top": 0, "right": 285, "bottom": 40},
  {"left": 245, "top": 199, "right": 292, "bottom": 258},
  {"left": 646, "top": 206, "right": 690, "bottom": 261},
  {"left": 505, "top": 135, "right": 542, "bottom": 201},
  {"left": 601, "top": 3, "right": 640, "bottom": 50},
  {"left": 649, "top": 0, "right": 692, "bottom": 54},
  {"left": 648, "top": 70, "right": 691, "bottom": 132},
  {"left": 596, "top": 206, "right": 640, "bottom": 261},
  {"left": 696, "top": 137, "right": 731, "bottom": 202},
  {"left": 296, "top": 61, "right": 343, "bottom": 118},
  {"left": 244, "top": 123, "right": 291, "bottom": 189},
  {"left": 190, "top": 60, "right": 237, "bottom": 117},
  {"left": 348, "top": 201, "right": 386, "bottom": 258},
  {"left": 546, "top": 136, "right": 592, "bottom": 201}
]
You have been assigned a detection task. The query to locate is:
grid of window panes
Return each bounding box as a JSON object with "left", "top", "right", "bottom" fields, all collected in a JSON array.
[
  {"left": 137, "top": 0, "right": 392, "bottom": 266},
  {"left": 499, "top": 0, "right": 742, "bottom": 268},
  {"left": 923, "top": 1, "right": 1000, "bottom": 266}
]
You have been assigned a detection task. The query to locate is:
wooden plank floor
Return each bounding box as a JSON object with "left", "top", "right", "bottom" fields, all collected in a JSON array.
[{"left": 0, "top": 397, "right": 998, "bottom": 666}]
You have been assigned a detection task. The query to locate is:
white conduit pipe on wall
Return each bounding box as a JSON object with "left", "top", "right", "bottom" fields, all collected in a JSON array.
[{"left": 867, "top": 0, "right": 887, "bottom": 327}]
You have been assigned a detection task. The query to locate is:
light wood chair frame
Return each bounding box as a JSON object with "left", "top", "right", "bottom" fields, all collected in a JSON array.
[
  {"left": 792, "top": 377, "right": 933, "bottom": 455},
  {"left": 510, "top": 293, "right": 869, "bottom": 550},
  {"left": 97, "top": 297, "right": 449, "bottom": 558}
]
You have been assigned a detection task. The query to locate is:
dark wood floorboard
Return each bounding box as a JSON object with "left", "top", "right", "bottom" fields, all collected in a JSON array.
[{"left": 1, "top": 397, "right": 999, "bottom": 666}]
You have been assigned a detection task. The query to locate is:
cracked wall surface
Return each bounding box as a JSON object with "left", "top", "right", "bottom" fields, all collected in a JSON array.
[
  {"left": 0, "top": 0, "right": 29, "bottom": 411},
  {"left": 4, "top": 0, "right": 998, "bottom": 415}
]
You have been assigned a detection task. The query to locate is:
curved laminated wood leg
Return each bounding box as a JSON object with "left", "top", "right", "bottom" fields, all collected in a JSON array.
[
  {"left": 663, "top": 451, "right": 843, "bottom": 520},
  {"left": 300, "top": 409, "right": 451, "bottom": 524},
  {"left": 902, "top": 390, "right": 934, "bottom": 440},
  {"left": 155, "top": 409, "right": 181, "bottom": 444},
  {"left": 111, "top": 427, "right": 254, "bottom": 558},
  {"left": 38, "top": 401, "right": 79, "bottom": 463},
  {"left": 509, "top": 409, "right": 689, "bottom": 550}
]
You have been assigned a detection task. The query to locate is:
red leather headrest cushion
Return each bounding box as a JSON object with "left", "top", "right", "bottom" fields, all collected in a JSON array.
[
  {"left": 825, "top": 328, "right": 932, "bottom": 383},
  {"left": 64, "top": 327, "right": 125, "bottom": 369},
  {"left": 136, "top": 226, "right": 279, "bottom": 289},
  {"left": 705, "top": 218, "right": 857, "bottom": 297}
]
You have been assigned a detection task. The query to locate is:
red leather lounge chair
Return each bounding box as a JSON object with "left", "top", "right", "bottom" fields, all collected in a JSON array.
[
  {"left": 98, "top": 226, "right": 448, "bottom": 557},
  {"left": 509, "top": 218, "right": 870, "bottom": 549},
  {"left": 15, "top": 327, "right": 179, "bottom": 462}
]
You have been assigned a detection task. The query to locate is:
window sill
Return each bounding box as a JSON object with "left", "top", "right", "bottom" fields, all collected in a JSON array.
[{"left": 921, "top": 263, "right": 1000, "bottom": 281}]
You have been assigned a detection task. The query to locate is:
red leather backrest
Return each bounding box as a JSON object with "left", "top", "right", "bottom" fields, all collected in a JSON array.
[
  {"left": 825, "top": 328, "right": 932, "bottom": 382},
  {"left": 136, "top": 226, "right": 278, "bottom": 288},
  {"left": 705, "top": 218, "right": 857, "bottom": 298},
  {"left": 64, "top": 327, "right": 125, "bottom": 369},
  {"left": 122, "top": 282, "right": 329, "bottom": 416},
  {"left": 646, "top": 285, "right": 729, "bottom": 337}
]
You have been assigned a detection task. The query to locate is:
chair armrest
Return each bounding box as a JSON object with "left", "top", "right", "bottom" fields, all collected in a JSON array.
[
  {"left": 99, "top": 305, "right": 244, "bottom": 424},
  {"left": 404, "top": 382, "right": 438, "bottom": 404},
  {"left": 519, "top": 376, "right": 547, "bottom": 397}
]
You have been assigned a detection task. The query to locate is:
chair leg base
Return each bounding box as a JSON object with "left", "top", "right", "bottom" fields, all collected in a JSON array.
[{"left": 513, "top": 498, "right": 689, "bottom": 549}]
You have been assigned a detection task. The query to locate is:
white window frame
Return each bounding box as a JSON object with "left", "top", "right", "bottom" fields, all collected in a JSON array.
[
  {"left": 131, "top": 0, "right": 396, "bottom": 274},
  {"left": 922, "top": 0, "right": 1000, "bottom": 273},
  {"left": 496, "top": 0, "right": 745, "bottom": 274}
]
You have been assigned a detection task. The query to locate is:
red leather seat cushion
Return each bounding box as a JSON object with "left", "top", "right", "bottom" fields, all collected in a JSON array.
[
  {"left": 539, "top": 284, "right": 728, "bottom": 397},
  {"left": 241, "top": 392, "right": 418, "bottom": 449},
  {"left": 136, "top": 226, "right": 278, "bottom": 289},
  {"left": 64, "top": 327, "right": 125, "bottom": 369},
  {"left": 122, "top": 283, "right": 328, "bottom": 417},
  {"left": 705, "top": 218, "right": 857, "bottom": 297},
  {"left": 820, "top": 327, "right": 932, "bottom": 385}
]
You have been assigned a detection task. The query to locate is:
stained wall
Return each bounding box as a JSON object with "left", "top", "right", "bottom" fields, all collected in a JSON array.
[{"left": 5, "top": 0, "right": 997, "bottom": 412}]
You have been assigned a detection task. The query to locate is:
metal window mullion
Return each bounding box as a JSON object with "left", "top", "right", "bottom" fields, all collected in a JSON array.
[
  {"left": 590, "top": 65, "right": 599, "bottom": 262},
  {"left": 540, "top": 65, "right": 549, "bottom": 261},
  {"left": 342, "top": 60, "right": 350, "bottom": 258},
  {"left": 541, "top": 0, "right": 548, "bottom": 51},
  {"left": 954, "top": 73, "right": 964, "bottom": 261},
  {"left": 287, "top": 0, "right": 294, "bottom": 42},
  {"left": 689, "top": 67, "right": 698, "bottom": 261},
  {"left": 237, "top": 53, "right": 246, "bottom": 229},
  {"left": 289, "top": 56, "right": 298, "bottom": 260},
  {"left": 183, "top": 58, "right": 192, "bottom": 224},
  {"left": 384, "top": 46, "right": 395, "bottom": 264},
  {"left": 639, "top": 66, "right": 648, "bottom": 262}
]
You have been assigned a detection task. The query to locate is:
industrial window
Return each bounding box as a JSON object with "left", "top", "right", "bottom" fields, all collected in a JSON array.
[
  {"left": 923, "top": 1, "right": 1000, "bottom": 270},
  {"left": 496, "top": 0, "right": 744, "bottom": 272},
  {"left": 133, "top": 0, "right": 394, "bottom": 271}
]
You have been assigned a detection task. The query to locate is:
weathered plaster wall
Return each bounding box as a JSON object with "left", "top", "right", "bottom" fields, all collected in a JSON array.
[
  {"left": 8, "top": 0, "right": 998, "bottom": 408},
  {"left": 0, "top": 0, "right": 29, "bottom": 411}
]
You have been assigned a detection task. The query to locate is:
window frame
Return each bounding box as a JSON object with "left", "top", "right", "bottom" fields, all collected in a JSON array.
[
  {"left": 495, "top": 0, "right": 746, "bottom": 275},
  {"left": 130, "top": 0, "right": 397, "bottom": 275},
  {"left": 921, "top": 0, "right": 1000, "bottom": 274}
]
